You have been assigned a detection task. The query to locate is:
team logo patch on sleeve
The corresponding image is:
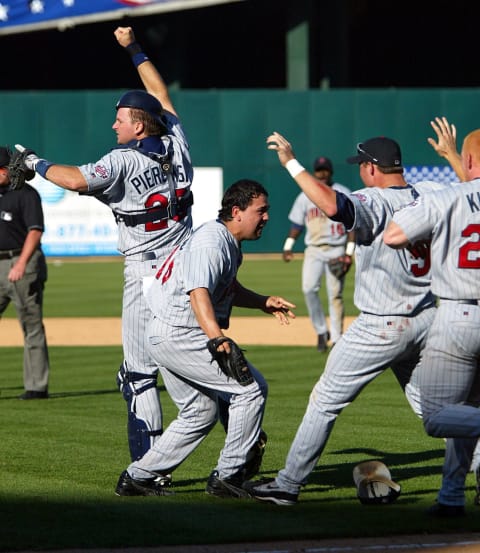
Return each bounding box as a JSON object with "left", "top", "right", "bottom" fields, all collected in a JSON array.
[
  {"left": 353, "top": 193, "right": 367, "bottom": 202},
  {"left": 94, "top": 165, "right": 109, "bottom": 179}
]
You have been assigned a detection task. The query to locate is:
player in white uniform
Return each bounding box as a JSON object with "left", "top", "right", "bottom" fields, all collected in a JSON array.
[
  {"left": 384, "top": 126, "right": 480, "bottom": 516},
  {"left": 282, "top": 156, "right": 355, "bottom": 350},
  {"left": 244, "top": 131, "right": 444, "bottom": 505},
  {"left": 16, "top": 27, "right": 193, "bottom": 469},
  {"left": 115, "top": 179, "right": 296, "bottom": 497}
]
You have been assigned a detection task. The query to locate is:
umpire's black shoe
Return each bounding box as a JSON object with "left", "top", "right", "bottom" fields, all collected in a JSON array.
[
  {"left": 206, "top": 470, "right": 250, "bottom": 499},
  {"left": 317, "top": 333, "right": 328, "bottom": 352},
  {"left": 426, "top": 501, "right": 465, "bottom": 518},
  {"left": 242, "top": 478, "right": 298, "bottom": 506},
  {"left": 18, "top": 390, "right": 49, "bottom": 400},
  {"left": 115, "top": 470, "right": 174, "bottom": 497}
]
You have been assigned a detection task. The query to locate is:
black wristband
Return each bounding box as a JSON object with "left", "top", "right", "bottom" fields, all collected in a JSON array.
[{"left": 126, "top": 42, "right": 143, "bottom": 56}]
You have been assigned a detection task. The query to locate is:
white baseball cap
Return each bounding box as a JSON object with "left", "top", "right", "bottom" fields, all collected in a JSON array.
[{"left": 353, "top": 460, "right": 401, "bottom": 505}]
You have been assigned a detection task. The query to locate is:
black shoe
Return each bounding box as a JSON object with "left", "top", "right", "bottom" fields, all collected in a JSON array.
[
  {"left": 115, "top": 470, "right": 174, "bottom": 497},
  {"left": 18, "top": 390, "right": 49, "bottom": 400},
  {"left": 206, "top": 470, "right": 250, "bottom": 499},
  {"left": 243, "top": 430, "right": 268, "bottom": 480},
  {"left": 426, "top": 502, "right": 465, "bottom": 517},
  {"left": 317, "top": 333, "right": 328, "bottom": 352},
  {"left": 242, "top": 478, "right": 298, "bottom": 506},
  {"left": 474, "top": 466, "right": 480, "bottom": 506}
]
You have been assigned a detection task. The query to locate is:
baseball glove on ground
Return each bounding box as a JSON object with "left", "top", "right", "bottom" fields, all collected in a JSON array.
[
  {"left": 207, "top": 336, "right": 253, "bottom": 386},
  {"left": 7, "top": 148, "right": 35, "bottom": 190},
  {"left": 328, "top": 255, "right": 352, "bottom": 279}
]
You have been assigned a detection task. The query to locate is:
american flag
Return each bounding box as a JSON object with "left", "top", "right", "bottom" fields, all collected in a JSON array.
[{"left": 0, "top": 0, "right": 240, "bottom": 35}]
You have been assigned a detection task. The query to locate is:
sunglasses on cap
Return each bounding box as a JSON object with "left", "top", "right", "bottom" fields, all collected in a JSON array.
[{"left": 357, "top": 143, "right": 379, "bottom": 164}]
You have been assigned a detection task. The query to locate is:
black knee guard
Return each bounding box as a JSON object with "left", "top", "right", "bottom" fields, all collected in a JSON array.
[{"left": 117, "top": 362, "right": 162, "bottom": 461}]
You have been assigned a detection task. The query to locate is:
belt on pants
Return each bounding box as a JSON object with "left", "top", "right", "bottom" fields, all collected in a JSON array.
[
  {"left": 141, "top": 251, "right": 157, "bottom": 261},
  {"left": 0, "top": 248, "right": 22, "bottom": 260},
  {"left": 440, "top": 298, "right": 480, "bottom": 306}
]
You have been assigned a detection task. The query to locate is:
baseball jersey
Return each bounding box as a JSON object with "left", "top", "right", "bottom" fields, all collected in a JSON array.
[
  {"left": 0, "top": 184, "right": 44, "bottom": 249},
  {"left": 288, "top": 183, "right": 351, "bottom": 247},
  {"left": 391, "top": 178, "right": 480, "bottom": 299},
  {"left": 341, "top": 182, "right": 440, "bottom": 315},
  {"left": 146, "top": 219, "right": 242, "bottom": 330},
  {"left": 79, "top": 111, "right": 193, "bottom": 256}
]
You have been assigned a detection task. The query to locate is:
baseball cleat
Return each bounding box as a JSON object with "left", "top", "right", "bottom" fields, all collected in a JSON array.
[
  {"left": 205, "top": 470, "right": 250, "bottom": 499},
  {"left": 243, "top": 430, "right": 268, "bottom": 480},
  {"left": 115, "top": 470, "right": 174, "bottom": 497},
  {"left": 426, "top": 501, "right": 465, "bottom": 518},
  {"left": 317, "top": 333, "right": 328, "bottom": 352},
  {"left": 242, "top": 478, "right": 298, "bottom": 506}
]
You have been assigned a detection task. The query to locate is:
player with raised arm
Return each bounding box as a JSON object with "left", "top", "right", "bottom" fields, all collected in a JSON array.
[
  {"left": 384, "top": 123, "right": 480, "bottom": 516},
  {"left": 243, "top": 126, "right": 467, "bottom": 507},
  {"left": 15, "top": 27, "right": 194, "bottom": 481}
]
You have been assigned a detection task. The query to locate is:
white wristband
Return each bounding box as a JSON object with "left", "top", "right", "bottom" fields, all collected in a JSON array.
[
  {"left": 345, "top": 241, "right": 355, "bottom": 257},
  {"left": 285, "top": 159, "right": 305, "bottom": 178},
  {"left": 283, "top": 237, "right": 296, "bottom": 251}
]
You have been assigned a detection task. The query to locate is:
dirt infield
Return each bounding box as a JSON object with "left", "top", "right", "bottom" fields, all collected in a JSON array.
[{"left": 0, "top": 316, "right": 333, "bottom": 347}]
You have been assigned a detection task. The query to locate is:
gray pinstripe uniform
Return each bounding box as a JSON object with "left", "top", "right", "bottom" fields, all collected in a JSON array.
[
  {"left": 274, "top": 183, "right": 439, "bottom": 495},
  {"left": 127, "top": 220, "right": 267, "bottom": 480},
  {"left": 79, "top": 111, "right": 193, "bottom": 460},
  {"left": 287, "top": 183, "right": 351, "bottom": 343},
  {"left": 394, "top": 180, "right": 480, "bottom": 506}
]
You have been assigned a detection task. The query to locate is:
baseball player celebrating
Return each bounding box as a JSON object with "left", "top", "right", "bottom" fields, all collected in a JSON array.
[
  {"left": 243, "top": 129, "right": 450, "bottom": 506},
  {"left": 384, "top": 125, "right": 480, "bottom": 516},
  {"left": 282, "top": 155, "right": 355, "bottom": 350},
  {"left": 115, "top": 179, "right": 296, "bottom": 497},
  {"left": 15, "top": 27, "right": 194, "bottom": 473}
]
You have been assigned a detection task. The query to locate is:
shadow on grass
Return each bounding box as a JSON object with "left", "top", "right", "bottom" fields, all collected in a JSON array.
[
  {"left": 1, "top": 489, "right": 478, "bottom": 551},
  {"left": 0, "top": 385, "right": 167, "bottom": 400}
]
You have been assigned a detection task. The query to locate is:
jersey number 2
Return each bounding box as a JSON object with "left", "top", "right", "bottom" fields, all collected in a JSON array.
[{"left": 459, "top": 224, "right": 480, "bottom": 268}]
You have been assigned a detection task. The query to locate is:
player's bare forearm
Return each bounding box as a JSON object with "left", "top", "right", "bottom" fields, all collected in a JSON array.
[
  {"left": 267, "top": 131, "right": 338, "bottom": 217},
  {"left": 44, "top": 165, "right": 88, "bottom": 192},
  {"left": 137, "top": 62, "right": 177, "bottom": 117},
  {"left": 383, "top": 221, "right": 409, "bottom": 249},
  {"left": 189, "top": 287, "right": 224, "bottom": 339}
]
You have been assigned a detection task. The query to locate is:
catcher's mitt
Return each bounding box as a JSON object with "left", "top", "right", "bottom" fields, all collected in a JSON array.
[
  {"left": 328, "top": 255, "right": 352, "bottom": 279},
  {"left": 7, "top": 148, "right": 36, "bottom": 190},
  {"left": 207, "top": 336, "right": 253, "bottom": 386}
]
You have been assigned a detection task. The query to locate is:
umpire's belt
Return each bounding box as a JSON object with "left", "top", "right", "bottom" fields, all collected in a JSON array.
[
  {"left": 0, "top": 248, "right": 22, "bottom": 260},
  {"left": 440, "top": 298, "right": 480, "bottom": 306}
]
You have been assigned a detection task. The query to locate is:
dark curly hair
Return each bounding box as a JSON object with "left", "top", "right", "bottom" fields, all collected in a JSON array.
[{"left": 218, "top": 179, "right": 268, "bottom": 221}]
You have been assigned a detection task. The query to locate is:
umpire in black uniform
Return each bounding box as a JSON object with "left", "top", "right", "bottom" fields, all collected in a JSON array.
[{"left": 0, "top": 146, "right": 50, "bottom": 399}]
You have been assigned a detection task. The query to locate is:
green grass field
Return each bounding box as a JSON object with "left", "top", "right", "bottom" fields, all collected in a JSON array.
[{"left": 1, "top": 258, "right": 478, "bottom": 551}]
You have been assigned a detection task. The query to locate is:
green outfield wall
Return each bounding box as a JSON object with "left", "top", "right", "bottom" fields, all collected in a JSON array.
[{"left": 2, "top": 88, "right": 480, "bottom": 253}]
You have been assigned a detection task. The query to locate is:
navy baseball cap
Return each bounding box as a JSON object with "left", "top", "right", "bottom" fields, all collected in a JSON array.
[
  {"left": 0, "top": 146, "right": 10, "bottom": 168},
  {"left": 313, "top": 156, "right": 333, "bottom": 172},
  {"left": 116, "top": 90, "right": 165, "bottom": 124},
  {"left": 347, "top": 137, "right": 402, "bottom": 168}
]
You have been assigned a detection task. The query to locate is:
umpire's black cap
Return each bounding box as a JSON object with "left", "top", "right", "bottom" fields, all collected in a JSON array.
[{"left": 0, "top": 146, "right": 11, "bottom": 168}]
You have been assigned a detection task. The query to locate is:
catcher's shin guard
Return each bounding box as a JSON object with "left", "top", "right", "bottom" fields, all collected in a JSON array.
[{"left": 117, "top": 362, "right": 162, "bottom": 461}]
